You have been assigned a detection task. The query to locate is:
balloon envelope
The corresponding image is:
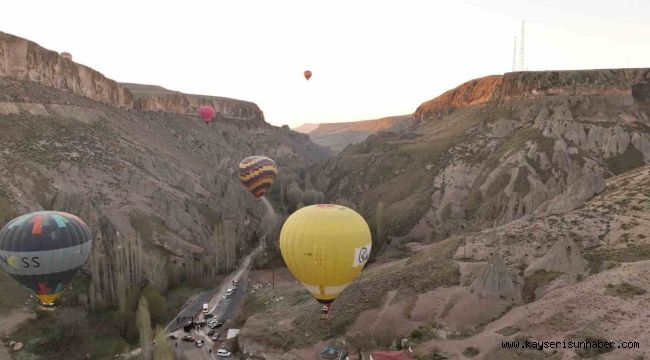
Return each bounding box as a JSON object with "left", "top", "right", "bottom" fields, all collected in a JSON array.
[
  {"left": 198, "top": 106, "right": 216, "bottom": 124},
  {"left": 0, "top": 211, "right": 92, "bottom": 305},
  {"left": 304, "top": 70, "right": 312, "bottom": 81},
  {"left": 279, "top": 204, "right": 371, "bottom": 304},
  {"left": 238, "top": 156, "right": 278, "bottom": 199}
]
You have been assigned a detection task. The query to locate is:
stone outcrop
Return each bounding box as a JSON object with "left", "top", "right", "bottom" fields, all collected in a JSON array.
[
  {"left": 131, "top": 91, "right": 264, "bottom": 121},
  {"left": 494, "top": 69, "right": 650, "bottom": 100},
  {"left": 414, "top": 75, "right": 501, "bottom": 123},
  {"left": 0, "top": 31, "right": 133, "bottom": 107},
  {"left": 470, "top": 254, "right": 521, "bottom": 302},
  {"left": 524, "top": 237, "right": 588, "bottom": 276}
]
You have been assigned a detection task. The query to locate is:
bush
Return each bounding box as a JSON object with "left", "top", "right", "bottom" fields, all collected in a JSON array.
[
  {"left": 141, "top": 286, "right": 167, "bottom": 325},
  {"left": 285, "top": 182, "right": 304, "bottom": 211},
  {"left": 302, "top": 189, "right": 324, "bottom": 205},
  {"left": 463, "top": 347, "right": 480, "bottom": 357}
]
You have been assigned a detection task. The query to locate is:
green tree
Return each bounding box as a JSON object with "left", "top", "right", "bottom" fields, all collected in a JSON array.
[
  {"left": 136, "top": 296, "right": 153, "bottom": 360},
  {"left": 142, "top": 286, "right": 167, "bottom": 325},
  {"left": 302, "top": 189, "right": 325, "bottom": 205},
  {"left": 153, "top": 326, "right": 174, "bottom": 360}
]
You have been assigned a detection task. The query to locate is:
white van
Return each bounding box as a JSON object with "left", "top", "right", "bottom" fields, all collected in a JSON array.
[{"left": 202, "top": 303, "right": 209, "bottom": 313}]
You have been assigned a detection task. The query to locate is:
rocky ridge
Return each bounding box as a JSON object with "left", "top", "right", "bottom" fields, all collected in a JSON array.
[
  {"left": 294, "top": 115, "right": 412, "bottom": 152},
  {"left": 311, "top": 68, "right": 650, "bottom": 247},
  {"left": 0, "top": 31, "right": 264, "bottom": 121}
]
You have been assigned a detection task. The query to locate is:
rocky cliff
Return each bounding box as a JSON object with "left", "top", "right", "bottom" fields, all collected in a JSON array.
[
  {"left": 0, "top": 31, "right": 266, "bottom": 123},
  {"left": 0, "top": 31, "right": 133, "bottom": 108},
  {"left": 311, "top": 68, "right": 650, "bottom": 247},
  {"left": 122, "top": 83, "right": 264, "bottom": 121},
  {"left": 0, "top": 31, "right": 328, "bottom": 259},
  {"left": 0, "top": 76, "right": 327, "bottom": 258}
]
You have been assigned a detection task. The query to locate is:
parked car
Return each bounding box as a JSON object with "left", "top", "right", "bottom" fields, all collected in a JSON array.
[
  {"left": 203, "top": 303, "right": 209, "bottom": 313},
  {"left": 183, "top": 321, "right": 194, "bottom": 332},
  {"left": 195, "top": 339, "right": 204, "bottom": 348},
  {"left": 168, "top": 334, "right": 178, "bottom": 340},
  {"left": 207, "top": 329, "right": 215, "bottom": 336},
  {"left": 181, "top": 335, "right": 195, "bottom": 342},
  {"left": 217, "top": 348, "right": 231, "bottom": 357},
  {"left": 208, "top": 320, "right": 224, "bottom": 329},
  {"left": 223, "top": 288, "right": 235, "bottom": 299},
  {"left": 211, "top": 333, "right": 221, "bottom": 341},
  {"left": 204, "top": 313, "right": 215, "bottom": 319}
]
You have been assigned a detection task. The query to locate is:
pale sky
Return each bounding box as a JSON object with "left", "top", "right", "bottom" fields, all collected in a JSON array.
[{"left": 2, "top": 0, "right": 649, "bottom": 127}]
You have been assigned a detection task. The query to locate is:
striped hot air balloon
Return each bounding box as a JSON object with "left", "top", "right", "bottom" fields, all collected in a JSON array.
[
  {"left": 0, "top": 211, "right": 92, "bottom": 305},
  {"left": 238, "top": 156, "right": 278, "bottom": 199}
]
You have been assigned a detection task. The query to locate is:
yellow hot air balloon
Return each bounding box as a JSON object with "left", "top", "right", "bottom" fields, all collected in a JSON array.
[{"left": 279, "top": 204, "right": 371, "bottom": 307}]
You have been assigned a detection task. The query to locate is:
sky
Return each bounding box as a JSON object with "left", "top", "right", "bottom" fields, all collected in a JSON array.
[{"left": 2, "top": 0, "right": 650, "bottom": 127}]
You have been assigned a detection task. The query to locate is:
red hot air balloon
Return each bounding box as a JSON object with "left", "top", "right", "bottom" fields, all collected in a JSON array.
[
  {"left": 198, "top": 105, "right": 216, "bottom": 124},
  {"left": 304, "top": 70, "right": 312, "bottom": 81}
]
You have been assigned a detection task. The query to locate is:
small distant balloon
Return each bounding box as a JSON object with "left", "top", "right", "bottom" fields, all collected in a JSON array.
[
  {"left": 198, "top": 106, "right": 215, "bottom": 124},
  {"left": 60, "top": 52, "right": 72, "bottom": 60},
  {"left": 304, "top": 70, "right": 312, "bottom": 81}
]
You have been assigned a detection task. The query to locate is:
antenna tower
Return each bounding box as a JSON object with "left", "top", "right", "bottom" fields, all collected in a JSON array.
[
  {"left": 512, "top": 37, "right": 517, "bottom": 71},
  {"left": 519, "top": 21, "right": 525, "bottom": 71}
]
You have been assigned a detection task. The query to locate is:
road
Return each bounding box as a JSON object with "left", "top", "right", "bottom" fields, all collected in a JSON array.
[
  {"left": 170, "top": 242, "right": 263, "bottom": 359},
  {"left": 122, "top": 242, "right": 263, "bottom": 359},
  {"left": 165, "top": 290, "right": 217, "bottom": 333}
]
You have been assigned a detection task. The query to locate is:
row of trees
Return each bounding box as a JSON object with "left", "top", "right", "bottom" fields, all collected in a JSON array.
[
  {"left": 277, "top": 173, "right": 325, "bottom": 212},
  {"left": 86, "top": 215, "right": 242, "bottom": 348},
  {"left": 137, "top": 296, "right": 174, "bottom": 360}
]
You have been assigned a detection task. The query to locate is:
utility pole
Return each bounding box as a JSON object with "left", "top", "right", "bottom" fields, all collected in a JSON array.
[
  {"left": 512, "top": 36, "right": 517, "bottom": 72},
  {"left": 520, "top": 20, "right": 525, "bottom": 71}
]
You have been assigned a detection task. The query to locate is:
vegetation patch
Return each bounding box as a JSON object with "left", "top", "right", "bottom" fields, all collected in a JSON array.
[
  {"left": 165, "top": 284, "right": 207, "bottom": 320},
  {"left": 409, "top": 322, "right": 439, "bottom": 343},
  {"left": 0, "top": 270, "right": 31, "bottom": 312},
  {"left": 0, "top": 189, "right": 17, "bottom": 224},
  {"left": 522, "top": 270, "right": 562, "bottom": 303},
  {"left": 463, "top": 346, "right": 480, "bottom": 357},
  {"left": 496, "top": 325, "right": 521, "bottom": 336},
  {"left": 604, "top": 282, "right": 647, "bottom": 299},
  {"left": 574, "top": 333, "right": 615, "bottom": 358},
  {"left": 605, "top": 144, "right": 644, "bottom": 175},
  {"left": 584, "top": 244, "right": 650, "bottom": 273},
  {"left": 10, "top": 307, "right": 131, "bottom": 360}
]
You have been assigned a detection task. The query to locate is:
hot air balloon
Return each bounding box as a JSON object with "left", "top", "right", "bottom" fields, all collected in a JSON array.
[
  {"left": 0, "top": 211, "right": 92, "bottom": 305},
  {"left": 304, "top": 70, "right": 312, "bottom": 81},
  {"left": 238, "top": 156, "right": 278, "bottom": 199},
  {"left": 198, "top": 105, "right": 216, "bottom": 124},
  {"left": 60, "top": 52, "right": 72, "bottom": 60},
  {"left": 279, "top": 204, "right": 371, "bottom": 312}
]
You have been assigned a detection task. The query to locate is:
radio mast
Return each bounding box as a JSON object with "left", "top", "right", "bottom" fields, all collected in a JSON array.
[
  {"left": 512, "top": 37, "right": 517, "bottom": 71},
  {"left": 520, "top": 21, "right": 525, "bottom": 71}
]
